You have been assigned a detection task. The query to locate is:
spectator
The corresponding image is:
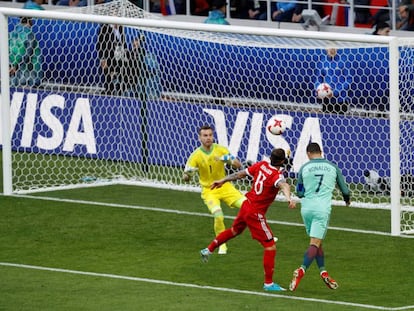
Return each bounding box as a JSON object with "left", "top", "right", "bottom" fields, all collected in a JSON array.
[
  {"left": 125, "top": 35, "right": 149, "bottom": 100},
  {"left": 9, "top": 17, "right": 43, "bottom": 88},
  {"left": 354, "top": 0, "right": 371, "bottom": 25},
  {"left": 204, "top": 0, "right": 230, "bottom": 24},
  {"left": 371, "top": 7, "right": 391, "bottom": 27},
  {"left": 363, "top": 170, "right": 390, "bottom": 194},
  {"left": 96, "top": 23, "right": 128, "bottom": 96},
  {"left": 240, "top": 0, "right": 268, "bottom": 20},
  {"left": 404, "top": 5, "right": 414, "bottom": 30},
  {"left": 291, "top": 3, "right": 325, "bottom": 23},
  {"left": 56, "top": 0, "right": 87, "bottom": 6},
  {"left": 23, "top": 0, "right": 44, "bottom": 10},
  {"left": 150, "top": 0, "right": 162, "bottom": 12},
  {"left": 271, "top": 0, "right": 296, "bottom": 22},
  {"left": 124, "top": 35, "right": 162, "bottom": 100},
  {"left": 191, "top": 0, "right": 210, "bottom": 16},
  {"left": 231, "top": 0, "right": 249, "bottom": 18},
  {"left": 397, "top": 4, "right": 410, "bottom": 30},
  {"left": 316, "top": 45, "right": 352, "bottom": 114},
  {"left": 174, "top": 0, "right": 186, "bottom": 14},
  {"left": 372, "top": 21, "right": 390, "bottom": 35},
  {"left": 145, "top": 52, "right": 163, "bottom": 100}
]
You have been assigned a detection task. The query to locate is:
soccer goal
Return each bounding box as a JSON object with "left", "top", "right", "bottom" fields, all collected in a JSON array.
[{"left": 1, "top": 1, "right": 413, "bottom": 236}]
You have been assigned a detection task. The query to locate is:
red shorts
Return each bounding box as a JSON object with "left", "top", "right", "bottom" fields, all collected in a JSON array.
[{"left": 232, "top": 200, "right": 274, "bottom": 243}]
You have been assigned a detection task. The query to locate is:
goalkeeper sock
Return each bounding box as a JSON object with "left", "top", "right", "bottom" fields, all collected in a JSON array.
[
  {"left": 214, "top": 215, "right": 225, "bottom": 236},
  {"left": 303, "top": 244, "right": 319, "bottom": 270},
  {"left": 263, "top": 249, "right": 276, "bottom": 284}
]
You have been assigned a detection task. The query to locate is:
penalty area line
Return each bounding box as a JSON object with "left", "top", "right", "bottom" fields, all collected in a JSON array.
[{"left": 1, "top": 262, "right": 412, "bottom": 310}]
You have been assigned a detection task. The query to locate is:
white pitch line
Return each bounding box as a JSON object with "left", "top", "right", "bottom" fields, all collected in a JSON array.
[
  {"left": 11, "top": 194, "right": 404, "bottom": 237},
  {"left": 1, "top": 262, "right": 413, "bottom": 311}
]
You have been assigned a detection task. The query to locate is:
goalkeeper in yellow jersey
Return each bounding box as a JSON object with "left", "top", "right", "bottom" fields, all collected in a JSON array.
[{"left": 183, "top": 125, "right": 246, "bottom": 255}]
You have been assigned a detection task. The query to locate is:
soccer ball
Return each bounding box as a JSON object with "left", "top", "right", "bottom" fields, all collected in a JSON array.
[
  {"left": 267, "top": 118, "right": 286, "bottom": 135},
  {"left": 316, "top": 83, "right": 332, "bottom": 99}
]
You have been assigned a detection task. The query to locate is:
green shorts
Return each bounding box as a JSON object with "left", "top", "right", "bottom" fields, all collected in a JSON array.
[{"left": 301, "top": 208, "right": 331, "bottom": 240}]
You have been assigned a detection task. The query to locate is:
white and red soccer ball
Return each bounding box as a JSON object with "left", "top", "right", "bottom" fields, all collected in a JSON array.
[
  {"left": 267, "top": 117, "right": 287, "bottom": 136},
  {"left": 316, "top": 83, "right": 333, "bottom": 99}
]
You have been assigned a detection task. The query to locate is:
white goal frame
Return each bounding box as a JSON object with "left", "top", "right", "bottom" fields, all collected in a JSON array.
[{"left": 0, "top": 7, "right": 404, "bottom": 235}]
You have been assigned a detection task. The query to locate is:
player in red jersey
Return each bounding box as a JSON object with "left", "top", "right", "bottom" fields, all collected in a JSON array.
[{"left": 200, "top": 148, "right": 296, "bottom": 291}]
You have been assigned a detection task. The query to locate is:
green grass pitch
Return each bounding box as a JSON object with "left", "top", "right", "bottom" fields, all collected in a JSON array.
[{"left": 1, "top": 184, "right": 414, "bottom": 311}]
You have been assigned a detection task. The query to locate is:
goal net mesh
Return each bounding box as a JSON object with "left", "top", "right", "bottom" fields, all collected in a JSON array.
[{"left": 4, "top": 0, "right": 414, "bottom": 234}]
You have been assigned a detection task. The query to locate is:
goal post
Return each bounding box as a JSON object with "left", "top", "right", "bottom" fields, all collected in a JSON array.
[
  {"left": 388, "top": 38, "right": 400, "bottom": 237},
  {"left": 0, "top": 11, "right": 12, "bottom": 196},
  {"left": 0, "top": 3, "right": 413, "bottom": 236}
]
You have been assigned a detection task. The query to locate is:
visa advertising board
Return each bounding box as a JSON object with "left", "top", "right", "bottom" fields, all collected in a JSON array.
[{"left": 1, "top": 89, "right": 406, "bottom": 184}]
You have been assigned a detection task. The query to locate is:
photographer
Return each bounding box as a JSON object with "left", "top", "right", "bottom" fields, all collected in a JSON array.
[{"left": 363, "top": 170, "right": 390, "bottom": 195}]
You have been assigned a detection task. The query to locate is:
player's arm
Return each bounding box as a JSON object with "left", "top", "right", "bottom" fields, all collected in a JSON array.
[
  {"left": 210, "top": 169, "right": 247, "bottom": 189},
  {"left": 183, "top": 152, "right": 199, "bottom": 182},
  {"left": 183, "top": 166, "right": 198, "bottom": 182},
  {"left": 216, "top": 153, "right": 242, "bottom": 169},
  {"left": 336, "top": 168, "right": 351, "bottom": 206},
  {"left": 295, "top": 170, "right": 305, "bottom": 198},
  {"left": 278, "top": 181, "right": 296, "bottom": 209}
]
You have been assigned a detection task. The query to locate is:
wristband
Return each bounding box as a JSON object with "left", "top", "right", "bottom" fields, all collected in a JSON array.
[{"left": 221, "top": 155, "right": 235, "bottom": 162}]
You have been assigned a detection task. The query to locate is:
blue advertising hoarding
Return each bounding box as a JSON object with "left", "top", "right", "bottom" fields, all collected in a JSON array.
[{"left": 3, "top": 88, "right": 408, "bottom": 185}]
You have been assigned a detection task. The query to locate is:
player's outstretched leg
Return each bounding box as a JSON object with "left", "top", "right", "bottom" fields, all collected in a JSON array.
[
  {"left": 200, "top": 248, "right": 212, "bottom": 263},
  {"left": 289, "top": 267, "right": 305, "bottom": 291},
  {"left": 320, "top": 270, "right": 338, "bottom": 289}
]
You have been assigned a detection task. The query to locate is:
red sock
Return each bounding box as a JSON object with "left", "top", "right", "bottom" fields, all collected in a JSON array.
[
  {"left": 263, "top": 249, "right": 276, "bottom": 284},
  {"left": 207, "top": 228, "right": 234, "bottom": 252}
]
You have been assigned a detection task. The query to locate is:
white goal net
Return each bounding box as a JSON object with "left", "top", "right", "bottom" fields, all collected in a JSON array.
[{"left": 1, "top": 1, "right": 413, "bottom": 235}]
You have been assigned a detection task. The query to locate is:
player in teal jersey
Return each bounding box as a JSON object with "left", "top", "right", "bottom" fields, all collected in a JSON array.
[{"left": 289, "top": 142, "right": 350, "bottom": 291}]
